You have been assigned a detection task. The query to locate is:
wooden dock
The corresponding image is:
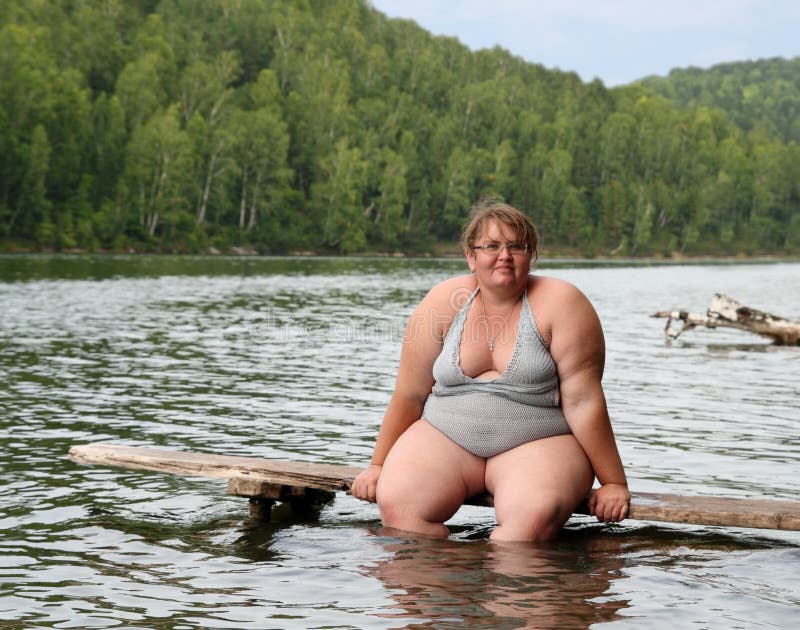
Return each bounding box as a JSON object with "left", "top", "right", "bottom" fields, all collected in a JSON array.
[{"left": 69, "top": 442, "right": 800, "bottom": 531}]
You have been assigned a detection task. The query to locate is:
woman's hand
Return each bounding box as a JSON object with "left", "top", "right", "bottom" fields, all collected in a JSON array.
[
  {"left": 588, "top": 483, "right": 631, "bottom": 522},
  {"left": 350, "top": 464, "right": 382, "bottom": 503}
]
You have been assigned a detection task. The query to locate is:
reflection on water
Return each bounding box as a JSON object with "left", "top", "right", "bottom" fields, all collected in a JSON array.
[
  {"left": 362, "top": 521, "right": 800, "bottom": 629},
  {"left": 0, "top": 255, "right": 799, "bottom": 628},
  {"left": 366, "top": 532, "right": 629, "bottom": 628}
]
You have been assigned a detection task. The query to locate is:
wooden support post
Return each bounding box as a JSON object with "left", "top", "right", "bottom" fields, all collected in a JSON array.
[
  {"left": 248, "top": 497, "right": 275, "bottom": 521},
  {"left": 227, "top": 476, "right": 336, "bottom": 521}
]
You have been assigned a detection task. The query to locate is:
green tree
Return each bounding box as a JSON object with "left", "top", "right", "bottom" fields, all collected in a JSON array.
[
  {"left": 18, "top": 125, "right": 52, "bottom": 244},
  {"left": 115, "top": 15, "right": 176, "bottom": 130},
  {"left": 124, "top": 105, "right": 191, "bottom": 241},
  {"left": 368, "top": 148, "right": 408, "bottom": 250},
  {"left": 90, "top": 94, "right": 127, "bottom": 206},
  {"left": 232, "top": 69, "right": 293, "bottom": 245},
  {"left": 440, "top": 147, "right": 476, "bottom": 238},
  {"left": 181, "top": 51, "right": 240, "bottom": 226},
  {"left": 0, "top": 22, "right": 55, "bottom": 234},
  {"left": 312, "top": 139, "right": 368, "bottom": 253}
]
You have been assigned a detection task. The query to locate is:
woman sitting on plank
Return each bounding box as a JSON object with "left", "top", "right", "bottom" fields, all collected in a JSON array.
[{"left": 350, "top": 195, "right": 630, "bottom": 541}]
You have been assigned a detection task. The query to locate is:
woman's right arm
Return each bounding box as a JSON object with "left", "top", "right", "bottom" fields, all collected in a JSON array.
[
  {"left": 350, "top": 390, "right": 429, "bottom": 502},
  {"left": 350, "top": 278, "right": 468, "bottom": 502}
]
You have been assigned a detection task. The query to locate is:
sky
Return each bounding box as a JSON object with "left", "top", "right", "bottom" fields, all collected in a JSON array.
[{"left": 369, "top": 0, "right": 800, "bottom": 87}]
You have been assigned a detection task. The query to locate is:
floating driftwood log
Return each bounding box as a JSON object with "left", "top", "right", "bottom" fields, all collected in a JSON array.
[
  {"left": 652, "top": 293, "right": 800, "bottom": 344},
  {"left": 69, "top": 443, "right": 800, "bottom": 531}
]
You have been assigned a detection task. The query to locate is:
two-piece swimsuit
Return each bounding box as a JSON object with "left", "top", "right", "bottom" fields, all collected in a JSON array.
[{"left": 421, "top": 286, "right": 571, "bottom": 457}]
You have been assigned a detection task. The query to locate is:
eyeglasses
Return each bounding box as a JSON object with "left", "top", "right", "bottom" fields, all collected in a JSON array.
[{"left": 472, "top": 242, "right": 529, "bottom": 255}]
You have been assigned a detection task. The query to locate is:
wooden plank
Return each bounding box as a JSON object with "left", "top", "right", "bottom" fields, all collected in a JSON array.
[
  {"left": 69, "top": 442, "right": 361, "bottom": 492},
  {"left": 624, "top": 492, "right": 800, "bottom": 531},
  {"left": 68, "top": 443, "right": 800, "bottom": 531}
]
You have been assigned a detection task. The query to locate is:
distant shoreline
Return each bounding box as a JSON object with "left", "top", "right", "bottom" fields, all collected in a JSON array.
[{"left": 1, "top": 246, "right": 798, "bottom": 266}]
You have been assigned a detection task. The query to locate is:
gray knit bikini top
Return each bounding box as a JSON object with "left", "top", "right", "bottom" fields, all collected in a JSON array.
[
  {"left": 430, "top": 286, "right": 561, "bottom": 404},
  {"left": 422, "top": 285, "right": 571, "bottom": 457}
]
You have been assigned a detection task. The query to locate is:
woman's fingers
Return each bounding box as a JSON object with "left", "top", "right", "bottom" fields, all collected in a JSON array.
[
  {"left": 588, "top": 486, "right": 631, "bottom": 522},
  {"left": 351, "top": 466, "right": 382, "bottom": 503}
]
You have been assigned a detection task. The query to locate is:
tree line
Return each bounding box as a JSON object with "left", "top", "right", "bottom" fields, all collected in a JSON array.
[{"left": 1, "top": 0, "right": 799, "bottom": 256}]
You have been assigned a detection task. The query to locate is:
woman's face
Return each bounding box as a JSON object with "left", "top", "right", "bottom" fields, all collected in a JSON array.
[{"left": 466, "top": 219, "right": 532, "bottom": 291}]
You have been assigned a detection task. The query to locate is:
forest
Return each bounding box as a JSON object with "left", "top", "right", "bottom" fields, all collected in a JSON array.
[{"left": 1, "top": 0, "right": 799, "bottom": 256}]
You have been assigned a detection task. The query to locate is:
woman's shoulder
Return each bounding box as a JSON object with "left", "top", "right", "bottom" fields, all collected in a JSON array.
[
  {"left": 528, "top": 274, "right": 597, "bottom": 317},
  {"left": 408, "top": 274, "right": 475, "bottom": 341},
  {"left": 433, "top": 274, "right": 477, "bottom": 292},
  {"left": 529, "top": 274, "right": 585, "bottom": 299},
  {"left": 417, "top": 274, "right": 478, "bottom": 319},
  {"left": 424, "top": 274, "right": 477, "bottom": 310}
]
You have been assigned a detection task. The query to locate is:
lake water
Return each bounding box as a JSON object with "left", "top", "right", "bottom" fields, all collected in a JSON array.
[{"left": 1, "top": 255, "right": 798, "bottom": 629}]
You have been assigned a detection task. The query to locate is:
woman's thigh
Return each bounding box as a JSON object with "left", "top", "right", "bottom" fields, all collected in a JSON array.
[
  {"left": 485, "top": 434, "right": 593, "bottom": 521},
  {"left": 378, "top": 419, "right": 486, "bottom": 523}
]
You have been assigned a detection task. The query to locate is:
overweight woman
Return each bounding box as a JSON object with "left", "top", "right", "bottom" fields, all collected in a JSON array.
[{"left": 351, "top": 197, "right": 630, "bottom": 541}]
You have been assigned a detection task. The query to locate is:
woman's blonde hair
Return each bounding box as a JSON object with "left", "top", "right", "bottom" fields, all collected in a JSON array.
[{"left": 460, "top": 195, "right": 539, "bottom": 263}]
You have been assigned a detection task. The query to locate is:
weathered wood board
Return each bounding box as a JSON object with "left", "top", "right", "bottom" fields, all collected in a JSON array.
[{"left": 69, "top": 443, "right": 800, "bottom": 531}]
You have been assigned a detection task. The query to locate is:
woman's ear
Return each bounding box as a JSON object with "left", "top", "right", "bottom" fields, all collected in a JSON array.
[{"left": 465, "top": 247, "right": 476, "bottom": 273}]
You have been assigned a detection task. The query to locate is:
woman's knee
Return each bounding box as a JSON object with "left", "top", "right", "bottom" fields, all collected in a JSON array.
[
  {"left": 375, "top": 475, "right": 409, "bottom": 525},
  {"left": 375, "top": 419, "right": 487, "bottom": 535},
  {"left": 492, "top": 494, "right": 575, "bottom": 541},
  {"left": 376, "top": 477, "right": 452, "bottom": 537},
  {"left": 376, "top": 466, "right": 462, "bottom": 528}
]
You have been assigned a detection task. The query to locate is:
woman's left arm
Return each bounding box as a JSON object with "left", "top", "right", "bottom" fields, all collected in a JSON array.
[{"left": 547, "top": 281, "right": 630, "bottom": 523}]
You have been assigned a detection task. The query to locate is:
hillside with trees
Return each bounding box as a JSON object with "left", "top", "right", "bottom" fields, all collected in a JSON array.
[
  {"left": 1, "top": 0, "right": 798, "bottom": 256},
  {"left": 640, "top": 57, "right": 800, "bottom": 145}
]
